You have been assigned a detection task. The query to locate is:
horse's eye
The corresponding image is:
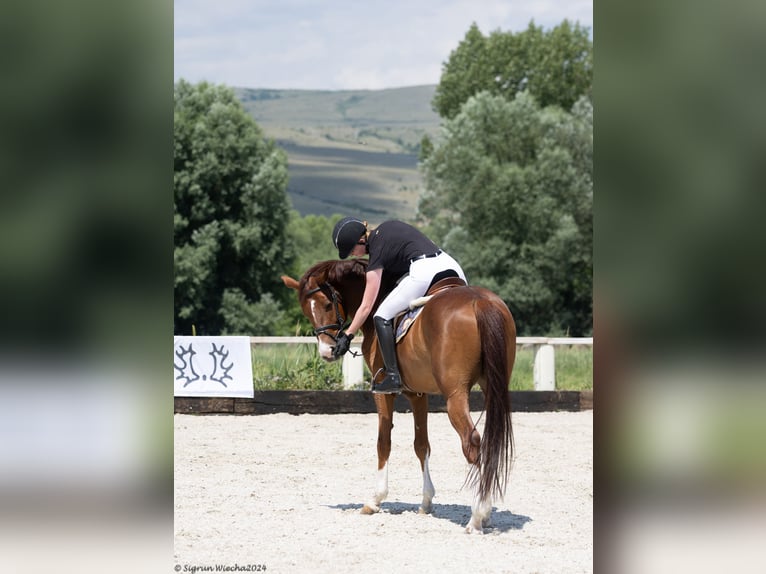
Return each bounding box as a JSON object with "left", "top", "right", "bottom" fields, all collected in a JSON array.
[{"left": 324, "top": 303, "right": 333, "bottom": 312}]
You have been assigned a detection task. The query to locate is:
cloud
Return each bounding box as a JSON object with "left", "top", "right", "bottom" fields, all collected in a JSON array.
[{"left": 174, "top": 0, "right": 592, "bottom": 90}]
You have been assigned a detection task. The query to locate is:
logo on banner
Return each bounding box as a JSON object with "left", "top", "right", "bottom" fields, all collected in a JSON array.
[
  {"left": 173, "top": 336, "right": 254, "bottom": 397},
  {"left": 174, "top": 342, "right": 234, "bottom": 388}
]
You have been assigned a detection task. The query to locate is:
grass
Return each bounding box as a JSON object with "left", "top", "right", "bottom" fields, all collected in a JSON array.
[
  {"left": 280, "top": 140, "right": 423, "bottom": 221},
  {"left": 251, "top": 343, "right": 345, "bottom": 390},
  {"left": 251, "top": 343, "right": 593, "bottom": 392},
  {"left": 510, "top": 346, "right": 593, "bottom": 391},
  {"left": 234, "top": 85, "right": 441, "bottom": 222},
  {"left": 554, "top": 346, "right": 594, "bottom": 391},
  {"left": 236, "top": 85, "right": 440, "bottom": 130}
]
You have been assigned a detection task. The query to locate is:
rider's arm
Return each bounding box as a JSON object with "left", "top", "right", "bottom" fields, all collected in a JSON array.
[{"left": 344, "top": 268, "right": 382, "bottom": 335}]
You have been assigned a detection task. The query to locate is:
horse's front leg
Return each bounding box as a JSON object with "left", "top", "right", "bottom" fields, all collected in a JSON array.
[
  {"left": 361, "top": 394, "right": 396, "bottom": 514},
  {"left": 408, "top": 392, "right": 435, "bottom": 514}
]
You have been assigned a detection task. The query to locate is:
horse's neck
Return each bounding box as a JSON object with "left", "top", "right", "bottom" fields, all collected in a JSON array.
[
  {"left": 334, "top": 272, "right": 366, "bottom": 319},
  {"left": 333, "top": 267, "right": 376, "bottom": 339}
]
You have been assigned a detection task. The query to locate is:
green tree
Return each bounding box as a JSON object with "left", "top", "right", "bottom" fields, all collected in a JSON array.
[
  {"left": 286, "top": 212, "right": 343, "bottom": 278},
  {"left": 174, "top": 80, "right": 294, "bottom": 335},
  {"left": 279, "top": 212, "right": 350, "bottom": 335},
  {"left": 418, "top": 134, "right": 435, "bottom": 162},
  {"left": 433, "top": 20, "right": 592, "bottom": 120},
  {"left": 419, "top": 91, "right": 592, "bottom": 335}
]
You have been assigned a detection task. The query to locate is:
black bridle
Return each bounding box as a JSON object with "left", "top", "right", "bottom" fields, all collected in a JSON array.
[{"left": 305, "top": 282, "right": 348, "bottom": 342}]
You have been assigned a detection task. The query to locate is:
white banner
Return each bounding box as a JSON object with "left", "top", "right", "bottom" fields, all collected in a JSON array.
[{"left": 173, "top": 336, "right": 254, "bottom": 398}]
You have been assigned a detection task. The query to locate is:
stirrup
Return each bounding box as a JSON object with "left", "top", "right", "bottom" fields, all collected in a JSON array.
[{"left": 372, "top": 372, "right": 402, "bottom": 394}]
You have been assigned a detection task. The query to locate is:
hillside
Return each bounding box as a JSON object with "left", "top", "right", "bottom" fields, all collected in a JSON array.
[{"left": 235, "top": 85, "right": 441, "bottom": 223}]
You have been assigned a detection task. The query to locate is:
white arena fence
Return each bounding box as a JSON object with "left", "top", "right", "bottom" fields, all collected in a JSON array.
[{"left": 250, "top": 336, "right": 593, "bottom": 391}]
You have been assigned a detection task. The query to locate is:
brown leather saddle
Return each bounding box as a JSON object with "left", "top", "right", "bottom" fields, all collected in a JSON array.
[
  {"left": 394, "top": 272, "right": 466, "bottom": 343},
  {"left": 426, "top": 275, "right": 466, "bottom": 295}
]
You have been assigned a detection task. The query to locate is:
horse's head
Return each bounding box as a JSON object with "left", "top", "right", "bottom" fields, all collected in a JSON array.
[{"left": 281, "top": 259, "right": 368, "bottom": 362}]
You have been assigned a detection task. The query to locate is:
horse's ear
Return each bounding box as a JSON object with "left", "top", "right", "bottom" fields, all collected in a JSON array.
[{"left": 281, "top": 275, "right": 300, "bottom": 291}]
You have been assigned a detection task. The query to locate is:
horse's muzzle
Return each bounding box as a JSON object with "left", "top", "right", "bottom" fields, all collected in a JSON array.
[{"left": 316, "top": 339, "right": 337, "bottom": 362}]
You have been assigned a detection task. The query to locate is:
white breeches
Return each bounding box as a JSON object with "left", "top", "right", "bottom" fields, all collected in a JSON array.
[{"left": 374, "top": 251, "right": 467, "bottom": 320}]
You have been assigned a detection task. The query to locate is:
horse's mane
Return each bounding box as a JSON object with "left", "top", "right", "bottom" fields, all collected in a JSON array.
[{"left": 299, "top": 258, "right": 368, "bottom": 292}]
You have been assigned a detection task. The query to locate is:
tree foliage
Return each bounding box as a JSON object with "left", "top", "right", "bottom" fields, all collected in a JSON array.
[
  {"left": 174, "top": 80, "right": 293, "bottom": 335},
  {"left": 419, "top": 91, "right": 592, "bottom": 335},
  {"left": 286, "top": 213, "right": 344, "bottom": 279},
  {"left": 278, "top": 213, "right": 352, "bottom": 335},
  {"left": 433, "top": 20, "right": 592, "bottom": 120}
]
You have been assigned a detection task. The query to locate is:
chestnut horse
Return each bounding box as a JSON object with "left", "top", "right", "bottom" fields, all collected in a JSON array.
[{"left": 281, "top": 258, "right": 516, "bottom": 533}]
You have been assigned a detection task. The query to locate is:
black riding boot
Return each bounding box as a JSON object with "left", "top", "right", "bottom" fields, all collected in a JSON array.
[{"left": 373, "top": 316, "right": 402, "bottom": 394}]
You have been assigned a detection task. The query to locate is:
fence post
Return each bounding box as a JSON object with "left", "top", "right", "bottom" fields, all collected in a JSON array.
[
  {"left": 342, "top": 340, "right": 364, "bottom": 389},
  {"left": 533, "top": 344, "right": 556, "bottom": 390}
]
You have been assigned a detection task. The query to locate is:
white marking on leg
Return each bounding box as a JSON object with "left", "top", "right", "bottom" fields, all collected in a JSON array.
[
  {"left": 365, "top": 463, "right": 388, "bottom": 512},
  {"left": 465, "top": 479, "right": 492, "bottom": 534},
  {"left": 420, "top": 452, "right": 435, "bottom": 514}
]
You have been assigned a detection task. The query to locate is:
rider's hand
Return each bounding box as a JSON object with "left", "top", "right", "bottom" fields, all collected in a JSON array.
[{"left": 333, "top": 331, "right": 354, "bottom": 358}]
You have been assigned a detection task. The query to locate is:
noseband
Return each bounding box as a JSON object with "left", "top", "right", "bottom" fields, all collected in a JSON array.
[{"left": 305, "top": 282, "right": 348, "bottom": 341}]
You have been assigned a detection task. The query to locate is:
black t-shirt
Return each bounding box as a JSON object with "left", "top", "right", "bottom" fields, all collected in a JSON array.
[{"left": 366, "top": 220, "right": 439, "bottom": 279}]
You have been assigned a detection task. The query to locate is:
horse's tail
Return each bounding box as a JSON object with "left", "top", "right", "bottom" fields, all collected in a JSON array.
[{"left": 473, "top": 296, "right": 515, "bottom": 502}]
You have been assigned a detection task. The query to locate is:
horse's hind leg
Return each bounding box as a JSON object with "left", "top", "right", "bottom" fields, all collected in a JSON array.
[
  {"left": 362, "top": 394, "right": 395, "bottom": 514},
  {"left": 408, "top": 393, "right": 435, "bottom": 514},
  {"left": 467, "top": 487, "right": 493, "bottom": 534},
  {"left": 445, "top": 392, "right": 492, "bottom": 534}
]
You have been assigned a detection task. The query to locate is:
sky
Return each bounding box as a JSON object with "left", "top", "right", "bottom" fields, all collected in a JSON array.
[{"left": 174, "top": 0, "right": 592, "bottom": 91}]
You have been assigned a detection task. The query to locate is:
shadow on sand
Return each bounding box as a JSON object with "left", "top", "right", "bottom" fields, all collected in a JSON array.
[{"left": 326, "top": 502, "right": 531, "bottom": 533}]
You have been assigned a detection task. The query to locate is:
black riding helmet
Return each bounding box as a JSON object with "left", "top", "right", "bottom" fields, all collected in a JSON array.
[{"left": 333, "top": 217, "right": 367, "bottom": 259}]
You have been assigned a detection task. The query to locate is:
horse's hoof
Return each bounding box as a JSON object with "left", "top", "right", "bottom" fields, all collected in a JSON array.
[
  {"left": 418, "top": 505, "right": 432, "bottom": 515},
  {"left": 360, "top": 504, "right": 379, "bottom": 515},
  {"left": 465, "top": 523, "right": 484, "bottom": 535}
]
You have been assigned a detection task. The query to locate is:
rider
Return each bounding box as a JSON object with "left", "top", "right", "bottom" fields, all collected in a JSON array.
[{"left": 330, "top": 217, "right": 467, "bottom": 394}]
